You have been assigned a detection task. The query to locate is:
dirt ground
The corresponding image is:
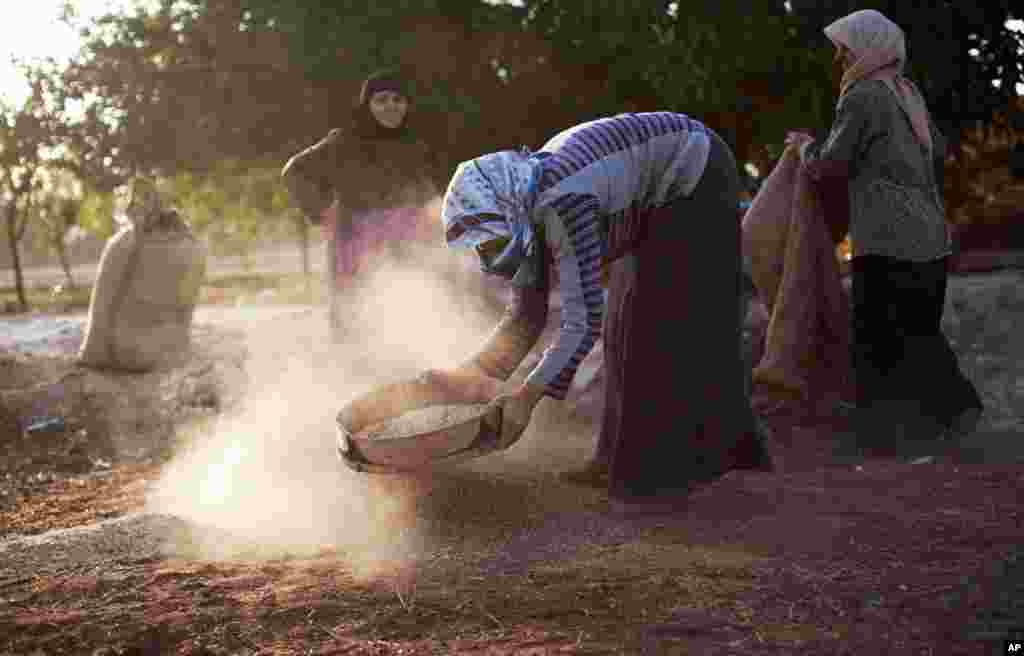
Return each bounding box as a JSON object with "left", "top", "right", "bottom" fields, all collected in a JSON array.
[{"left": 1, "top": 271, "right": 1023, "bottom": 655}]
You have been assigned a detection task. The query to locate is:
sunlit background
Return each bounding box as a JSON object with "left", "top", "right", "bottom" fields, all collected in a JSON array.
[
  {"left": 2, "top": 3, "right": 1021, "bottom": 108},
  {"left": 0, "top": 0, "right": 153, "bottom": 106}
]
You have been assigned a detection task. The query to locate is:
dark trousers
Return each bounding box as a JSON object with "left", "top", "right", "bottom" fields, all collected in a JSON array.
[{"left": 850, "top": 255, "right": 982, "bottom": 430}]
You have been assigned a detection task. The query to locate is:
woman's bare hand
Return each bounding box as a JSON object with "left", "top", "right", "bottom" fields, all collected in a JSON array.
[
  {"left": 485, "top": 381, "right": 545, "bottom": 449},
  {"left": 319, "top": 202, "right": 338, "bottom": 225},
  {"left": 784, "top": 131, "right": 814, "bottom": 149}
]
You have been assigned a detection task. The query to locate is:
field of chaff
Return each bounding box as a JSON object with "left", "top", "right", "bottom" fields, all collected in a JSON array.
[{"left": 1, "top": 266, "right": 1023, "bottom": 655}]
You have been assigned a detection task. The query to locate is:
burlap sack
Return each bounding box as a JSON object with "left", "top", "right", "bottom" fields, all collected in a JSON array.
[
  {"left": 742, "top": 148, "right": 852, "bottom": 416},
  {"left": 741, "top": 147, "right": 800, "bottom": 311},
  {"left": 78, "top": 210, "right": 206, "bottom": 372}
]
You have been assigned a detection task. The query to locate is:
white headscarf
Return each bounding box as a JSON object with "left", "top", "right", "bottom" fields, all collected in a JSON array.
[
  {"left": 825, "top": 9, "right": 934, "bottom": 153},
  {"left": 440, "top": 149, "right": 541, "bottom": 254}
]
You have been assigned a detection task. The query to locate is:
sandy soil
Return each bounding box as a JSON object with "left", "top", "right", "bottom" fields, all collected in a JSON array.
[{"left": 0, "top": 271, "right": 1022, "bottom": 654}]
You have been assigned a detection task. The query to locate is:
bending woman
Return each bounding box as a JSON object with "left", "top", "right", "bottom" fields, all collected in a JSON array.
[
  {"left": 429, "top": 112, "right": 773, "bottom": 514},
  {"left": 282, "top": 69, "right": 440, "bottom": 342},
  {"left": 786, "top": 10, "right": 983, "bottom": 441}
]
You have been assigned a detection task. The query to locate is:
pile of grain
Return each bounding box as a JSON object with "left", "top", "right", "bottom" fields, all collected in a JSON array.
[{"left": 357, "top": 404, "right": 488, "bottom": 440}]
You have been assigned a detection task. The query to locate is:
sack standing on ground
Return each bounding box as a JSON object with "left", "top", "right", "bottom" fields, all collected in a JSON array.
[{"left": 78, "top": 180, "right": 207, "bottom": 372}]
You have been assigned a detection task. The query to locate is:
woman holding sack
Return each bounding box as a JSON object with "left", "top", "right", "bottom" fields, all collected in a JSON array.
[
  {"left": 282, "top": 69, "right": 442, "bottom": 342},
  {"left": 424, "top": 112, "right": 773, "bottom": 515},
  {"left": 785, "top": 10, "right": 983, "bottom": 443}
]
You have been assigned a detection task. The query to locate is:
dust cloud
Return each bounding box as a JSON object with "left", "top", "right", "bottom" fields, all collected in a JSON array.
[
  {"left": 146, "top": 197, "right": 603, "bottom": 578},
  {"left": 146, "top": 198, "right": 503, "bottom": 577}
]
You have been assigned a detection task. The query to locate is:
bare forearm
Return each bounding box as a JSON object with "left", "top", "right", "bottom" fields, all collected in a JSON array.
[{"left": 466, "top": 283, "right": 549, "bottom": 381}]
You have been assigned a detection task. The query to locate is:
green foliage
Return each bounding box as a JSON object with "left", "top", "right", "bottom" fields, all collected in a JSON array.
[
  {"left": 0, "top": 0, "right": 1016, "bottom": 299},
  {"left": 168, "top": 161, "right": 298, "bottom": 258},
  {"left": 0, "top": 70, "right": 68, "bottom": 310},
  {"left": 56, "top": 0, "right": 1021, "bottom": 178},
  {"left": 76, "top": 189, "right": 119, "bottom": 240},
  {"left": 0, "top": 0, "right": 1014, "bottom": 271},
  {"left": 28, "top": 188, "right": 81, "bottom": 262},
  {"left": 0, "top": 280, "right": 93, "bottom": 312}
]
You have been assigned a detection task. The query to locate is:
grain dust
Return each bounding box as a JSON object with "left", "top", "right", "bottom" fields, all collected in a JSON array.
[{"left": 358, "top": 403, "right": 488, "bottom": 440}]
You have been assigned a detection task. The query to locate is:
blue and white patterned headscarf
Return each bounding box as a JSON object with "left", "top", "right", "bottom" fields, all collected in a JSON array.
[{"left": 440, "top": 149, "right": 542, "bottom": 277}]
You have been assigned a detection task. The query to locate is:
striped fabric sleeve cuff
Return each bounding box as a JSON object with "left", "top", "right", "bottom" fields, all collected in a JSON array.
[
  {"left": 526, "top": 332, "right": 600, "bottom": 401},
  {"left": 543, "top": 385, "right": 569, "bottom": 401},
  {"left": 524, "top": 367, "right": 569, "bottom": 401}
]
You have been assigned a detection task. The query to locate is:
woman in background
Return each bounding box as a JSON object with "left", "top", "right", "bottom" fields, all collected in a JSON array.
[
  {"left": 786, "top": 10, "right": 983, "bottom": 443},
  {"left": 282, "top": 69, "right": 441, "bottom": 342}
]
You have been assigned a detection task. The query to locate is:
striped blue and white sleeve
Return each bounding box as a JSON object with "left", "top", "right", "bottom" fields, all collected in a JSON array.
[{"left": 525, "top": 194, "right": 605, "bottom": 400}]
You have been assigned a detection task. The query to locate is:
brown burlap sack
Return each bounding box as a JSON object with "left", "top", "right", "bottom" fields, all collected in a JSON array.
[
  {"left": 78, "top": 210, "right": 206, "bottom": 372},
  {"left": 742, "top": 147, "right": 852, "bottom": 416},
  {"left": 741, "top": 147, "right": 800, "bottom": 311}
]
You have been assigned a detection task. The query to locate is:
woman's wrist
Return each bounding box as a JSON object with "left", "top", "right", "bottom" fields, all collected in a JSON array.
[{"left": 520, "top": 381, "right": 547, "bottom": 405}]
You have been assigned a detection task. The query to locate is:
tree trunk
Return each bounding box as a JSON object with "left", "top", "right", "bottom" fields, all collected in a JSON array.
[
  {"left": 5, "top": 205, "right": 28, "bottom": 312},
  {"left": 56, "top": 235, "right": 75, "bottom": 290},
  {"left": 296, "top": 215, "right": 311, "bottom": 298}
]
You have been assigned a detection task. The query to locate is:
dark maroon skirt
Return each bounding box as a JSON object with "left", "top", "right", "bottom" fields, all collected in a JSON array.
[{"left": 599, "top": 133, "right": 764, "bottom": 500}]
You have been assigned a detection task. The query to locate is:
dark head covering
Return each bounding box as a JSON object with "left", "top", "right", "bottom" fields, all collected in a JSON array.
[{"left": 351, "top": 69, "right": 413, "bottom": 140}]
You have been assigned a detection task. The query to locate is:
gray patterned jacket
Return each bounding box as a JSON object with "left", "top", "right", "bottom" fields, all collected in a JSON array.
[{"left": 805, "top": 79, "right": 951, "bottom": 262}]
